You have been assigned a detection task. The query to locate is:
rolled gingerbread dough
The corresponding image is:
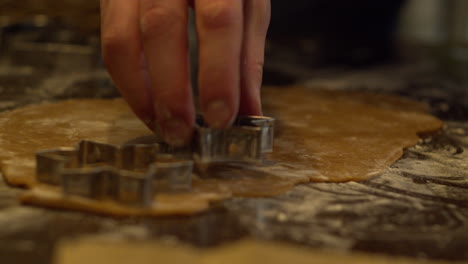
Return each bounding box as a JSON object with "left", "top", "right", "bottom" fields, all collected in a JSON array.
[{"left": 0, "top": 86, "right": 442, "bottom": 216}]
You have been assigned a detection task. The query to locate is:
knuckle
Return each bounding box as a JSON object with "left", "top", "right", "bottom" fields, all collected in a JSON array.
[
  {"left": 140, "top": 6, "right": 183, "bottom": 39},
  {"left": 245, "top": 60, "right": 265, "bottom": 86},
  {"left": 248, "top": 60, "right": 264, "bottom": 76},
  {"left": 198, "top": 0, "right": 239, "bottom": 30}
]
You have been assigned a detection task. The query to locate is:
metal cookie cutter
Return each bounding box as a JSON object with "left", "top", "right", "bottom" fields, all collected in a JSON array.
[
  {"left": 36, "top": 140, "right": 193, "bottom": 207},
  {"left": 194, "top": 115, "right": 275, "bottom": 163}
]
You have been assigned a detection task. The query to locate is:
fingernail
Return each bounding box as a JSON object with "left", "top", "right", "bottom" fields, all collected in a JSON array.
[
  {"left": 163, "top": 119, "right": 191, "bottom": 146},
  {"left": 204, "top": 100, "right": 233, "bottom": 129}
]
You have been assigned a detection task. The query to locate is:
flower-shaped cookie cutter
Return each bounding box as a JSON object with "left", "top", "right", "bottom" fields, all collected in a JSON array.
[
  {"left": 36, "top": 140, "right": 193, "bottom": 207},
  {"left": 35, "top": 115, "right": 275, "bottom": 208}
]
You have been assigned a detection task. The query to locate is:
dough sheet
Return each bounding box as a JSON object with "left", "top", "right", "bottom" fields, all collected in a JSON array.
[{"left": 0, "top": 86, "right": 443, "bottom": 215}]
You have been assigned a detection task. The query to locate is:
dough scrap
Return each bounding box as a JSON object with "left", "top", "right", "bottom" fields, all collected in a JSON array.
[
  {"left": 0, "top": 86, "right": 443, "bottom": 216},
  {"left": 56, "top": 238, "right": 454, "bottom": 264}
]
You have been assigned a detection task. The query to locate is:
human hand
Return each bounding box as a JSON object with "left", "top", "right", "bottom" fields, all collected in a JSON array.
[{"left": 100, "top": 0, "right": 271, "bottom": 146}]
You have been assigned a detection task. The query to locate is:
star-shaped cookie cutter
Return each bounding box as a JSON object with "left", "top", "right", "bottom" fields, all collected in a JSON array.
[{"left": 36, "top": 141, "right": 193, "bottom": 207}]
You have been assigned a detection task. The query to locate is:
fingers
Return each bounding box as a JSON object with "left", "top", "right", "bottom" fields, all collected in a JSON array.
[
  {"left": 195, "top": 0, "right": 244, "bottom": 128},
  {"left": 102, "top": 0, "right": 268, "bottom": 150},
  {"left": 239, "top": 0, "right": 271, "bottom": 116},
  {"left": 100, "top": 0, "right": 155, "bottom": 129},
  {"left": 139, "top": 0, "right": 194, "bottom": 146}
]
